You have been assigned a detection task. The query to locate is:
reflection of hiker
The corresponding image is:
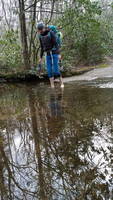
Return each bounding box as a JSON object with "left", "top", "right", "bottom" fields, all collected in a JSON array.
[
  {"left": 47, "top": 90, "right": 64, "bottom": 139},
  {"left": 49, "top": 92, "right": 63, "bottom": 118},
  {"left": 37, "top": 22, "right": 64, "bottom": 88}
]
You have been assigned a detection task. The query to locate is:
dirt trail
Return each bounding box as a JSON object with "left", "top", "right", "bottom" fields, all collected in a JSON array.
[{"left": 63, "top": 65, "right": 113, "bottom": 83}]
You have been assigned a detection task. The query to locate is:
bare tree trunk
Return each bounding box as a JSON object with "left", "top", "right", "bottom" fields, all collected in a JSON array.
[
  {"left": 18, "top": 0, "right": 30, "bottom": 69},
  {"left": 29, "top": 0, "right": 37, "bottom": 65},
  {"left": 40, "top": 0, "right": 43, "bottom": 21},
  {"left": 28, "top": 90, "right": 47, "bottom": 199},
  {"left": 47, "top": 0, "right": 56, "bottom": 24}
]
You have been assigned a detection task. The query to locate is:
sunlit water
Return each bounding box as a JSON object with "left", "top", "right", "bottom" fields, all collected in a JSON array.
[{"left": 0, "top": 79, "right": 113, "bottom": 200}]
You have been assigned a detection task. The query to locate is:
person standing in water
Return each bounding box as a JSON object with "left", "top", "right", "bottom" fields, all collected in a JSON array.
[{"left": 37, "top": 22, "right": 64, "bottom": 88}]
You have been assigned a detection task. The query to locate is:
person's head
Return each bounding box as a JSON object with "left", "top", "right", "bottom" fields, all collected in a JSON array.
[{"left": 37, "top": 22, "right": 45, "bottom": 34}]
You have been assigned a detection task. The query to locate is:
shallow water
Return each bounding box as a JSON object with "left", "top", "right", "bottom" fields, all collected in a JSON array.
[{"left": 0, "top": 79, "right": 113, "bottom": 200}]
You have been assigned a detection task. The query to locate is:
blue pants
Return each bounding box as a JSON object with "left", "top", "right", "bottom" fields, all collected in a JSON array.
[{"left": 46, "top": 54, "right": 61, "bottom": 78}]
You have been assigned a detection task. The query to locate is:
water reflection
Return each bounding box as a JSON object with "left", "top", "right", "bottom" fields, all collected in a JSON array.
[{"left": 0, "top": 83, "right": 112, "bottom": 200}]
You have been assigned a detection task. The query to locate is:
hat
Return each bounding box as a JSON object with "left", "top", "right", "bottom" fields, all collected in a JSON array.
[{"left": 37, "top": 22, "right": 45, "bottom": 30}]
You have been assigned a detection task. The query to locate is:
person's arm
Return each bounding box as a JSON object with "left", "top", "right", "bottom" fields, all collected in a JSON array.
[{"left": 39, "top": 37, "right": 44, "bottom": 59}]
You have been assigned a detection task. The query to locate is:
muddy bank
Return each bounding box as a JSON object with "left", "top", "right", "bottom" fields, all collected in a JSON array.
[{"left": 0, "top": 63, "right": 108, "bottom": 83}]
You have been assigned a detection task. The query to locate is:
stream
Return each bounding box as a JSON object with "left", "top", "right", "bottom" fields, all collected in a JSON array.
[{"left": 0, "top": 68, "right": 113, "bottom": 199}]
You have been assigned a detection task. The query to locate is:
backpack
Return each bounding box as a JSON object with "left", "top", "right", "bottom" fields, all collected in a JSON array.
[
  {"left": 39, "top": 31, "right": 53, "bottom": 52},
  {"left": 48, "top": 25, "right": 63, "bottom": 48}
]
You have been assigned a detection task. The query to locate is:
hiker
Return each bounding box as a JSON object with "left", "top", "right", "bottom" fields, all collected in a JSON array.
[
  {"left": 37, "top": 22, "right": 64, "bottom": 88},
  {"left": 48, "top": 25, "right": 63, "bottom": 70}
]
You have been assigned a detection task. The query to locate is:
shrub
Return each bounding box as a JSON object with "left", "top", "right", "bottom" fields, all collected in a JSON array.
[
  {"left": 58, "top": 0, "right": 104, "bottom": 66},
  {"left": 0, "top": 30, "right": 22, "bottom": 71}
]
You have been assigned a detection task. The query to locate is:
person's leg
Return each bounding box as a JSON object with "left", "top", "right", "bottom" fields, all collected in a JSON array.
[
  {"left": 53, "top": 54, "right": 64, "bottom": 88},
  {"left": 59, "top": 76, "right": 64, "bottom": 88},
  {"left": 49, "top": 77, "right": 55, "bottom": 88},
  {"left": 52, "top": 54, "right": 60, "bottom": 77},
  {"left": 46, "top": 55, "right": 54, "bottom": 88}
]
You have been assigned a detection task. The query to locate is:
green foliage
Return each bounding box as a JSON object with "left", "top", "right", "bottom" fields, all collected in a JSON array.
[
  {"left": 1, "top": 0, "right": 113, "bottom": 73},
  {"left": 0, "top": 30, "right": 22, "bottom": 70},
  {"left": 100, "top": 6, "right": 113, "bottom": 57},
  {"left": 58, "top": 0, "right": 104, "bottom": 66}
]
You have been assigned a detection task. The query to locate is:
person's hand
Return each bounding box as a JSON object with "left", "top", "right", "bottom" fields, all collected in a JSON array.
[{"left": 39, "top": 58, "right": 42, "bottom": 64}]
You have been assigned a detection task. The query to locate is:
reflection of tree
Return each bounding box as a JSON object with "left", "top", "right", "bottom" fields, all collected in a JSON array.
[
  {"left": 28, "top": 89, "right": 47, "bottom": 200},
  {"left": 0, "top": 84, "right": 112, "bottom": 199},
  {"left": 28, "top": 87, "right": 65, "bottom": 199},
  {"left": 0, "top": 135, "right": 9, "bottom": 200}
]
